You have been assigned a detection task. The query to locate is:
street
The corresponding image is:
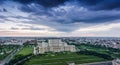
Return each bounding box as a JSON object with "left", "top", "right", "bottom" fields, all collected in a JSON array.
[{"left": 0, "top": 46, "right": 23, "bottom": 65}]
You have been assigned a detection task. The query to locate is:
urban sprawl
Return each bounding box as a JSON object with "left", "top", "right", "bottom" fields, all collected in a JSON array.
[{"left": 0, "top": 37, "right": 120, "bottom": 65}]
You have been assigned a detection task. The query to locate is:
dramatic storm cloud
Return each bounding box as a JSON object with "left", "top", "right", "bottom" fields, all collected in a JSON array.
[{"left": 0, "top": 0, "right": 120, "bottom": 37}]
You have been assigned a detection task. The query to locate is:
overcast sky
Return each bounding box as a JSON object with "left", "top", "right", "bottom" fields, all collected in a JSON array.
[{"left": 0, "top": 0, "right": 120, "bottom": 37}]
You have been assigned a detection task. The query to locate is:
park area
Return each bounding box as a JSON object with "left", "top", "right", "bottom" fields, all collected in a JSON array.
[
  {"left": 18, "top": 46, "right": 34, "bottom": 55},
  {"left": 8, "top": 45, "right": 34, "bottom": 65},
  {"left": 0, "top": 45, "right": 20, "bottom": 61},
  {"left": 8, "top": 44, "right": 119, "bottom": 65},
  {"left": 24, "top": 52, "right": 107, "bottom": 65},
  {"left": 76, "top": 44, "right": 120, "bottom": 58}
]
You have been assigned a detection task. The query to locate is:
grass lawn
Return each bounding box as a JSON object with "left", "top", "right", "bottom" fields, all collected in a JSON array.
[
  {"left": 77, "top": 44, "right": 120, "bottom": 58},
  {"left": 8, "top": 45, "right": 34, "bottom": 64},
  {"left": 18, "top": 47, "right": 33, "bottom": 55},
  {"left": 24, "top": 52, "right": 107, "bottom": 65},
  {"left": 77, "top": 44, "right": 109, "bottom": 53}
]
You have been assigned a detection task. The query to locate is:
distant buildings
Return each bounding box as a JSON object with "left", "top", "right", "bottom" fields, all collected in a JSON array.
[
  {"left": 0, "top": 38, "right": 36, "bottom": 45},
  {"left": 34, "top": 39, "right": 76, "bottom": 54},
  {"left": 0, "top": 39, "right": 24, "bottom": 45},
  {"left": 77, "top": 38, "right": 120, "bottom": 49}
]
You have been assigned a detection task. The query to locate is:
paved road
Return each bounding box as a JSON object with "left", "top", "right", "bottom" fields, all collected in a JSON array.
[
  {"left": 77, "top": 61, "right": 112, "bottom": 65},
  {"left": 14, "top": 55, "right": 33, "bottom": 65},
  {"left": 0, "top": 46, "right": 23, "bottom": 65}
]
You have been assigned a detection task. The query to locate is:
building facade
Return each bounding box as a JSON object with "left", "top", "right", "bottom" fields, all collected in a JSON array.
[{"left": 34, "top": 39, "right": 76, "bottom": 55}]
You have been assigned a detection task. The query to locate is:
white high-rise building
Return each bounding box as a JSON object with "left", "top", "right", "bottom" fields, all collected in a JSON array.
[{"left": 34, "top": 39, "right": 76, "bottom": 54}]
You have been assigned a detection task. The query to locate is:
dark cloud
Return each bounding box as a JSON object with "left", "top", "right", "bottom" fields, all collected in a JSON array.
[
  {"left": 0, "top": 0, "right": 5, "bottom": 5},
  {"left": 19, "top": 4, "right": 51, "bottom": 16},
  {"left": 35, "top": 0, "right": 69, "bottom": 7},
  {"left": 14, "top": 0, "right": 120, "bottom": 10},
  {"left": 78, "top": 0, "right": 103, "bottom": 6},
  {"left": 13, "top": 0, "right": 68, "bottom": 8},
  {"left": 13, "top": 0, "right": 32, "bottom": 4},
  {"left": 0, "top": 15, "right": 28, "bottom": 23},
  {"left": 71, "top": 14, "right": 120, "bottom": 23},
  {"left": 0, "top": 16, "right": 8, "bottom": 23},
  {"left": 3, "top": 8, "right": 7, "bottom": 12},
  {"left": 0, "top": 8, "right": 8, "bottom": 12},
  {"left": 0, "top": 9, "right": 2, "bottom": 12},
  {"left": 1, "top": 0, "right": 120, "bottom": 33},
  {"left": 16, "top": 3, "right": 120, "bottom": 32},
  {"left": 0, "top": 16, "right": 6, "bottom": 18},
  {"left": 77, "top": 0, "right": 120, "bottom": 10},
  {"left": 19, "top": 5, "right": 34, "bottom": 12},
  {"left": 15, "top": 0, "right": 120, "bottom": 24}
]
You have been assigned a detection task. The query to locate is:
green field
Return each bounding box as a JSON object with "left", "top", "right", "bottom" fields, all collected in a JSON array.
[
  {"left": 18, "top": 47, "right": 34, "bottom": 55},
  {"left": 24, "top": 52, "right": 107, "bottom": 65},
  {"left": 76, "top": 44, "right": 120, "bottom": 58},
  {"left": 8, "top": 45, "right": 34, "bottom": 64}
]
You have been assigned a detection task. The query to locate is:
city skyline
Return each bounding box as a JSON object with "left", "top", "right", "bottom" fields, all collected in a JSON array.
[{"left": 0, "top": 0, "right": 120, "bottom": 37}]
